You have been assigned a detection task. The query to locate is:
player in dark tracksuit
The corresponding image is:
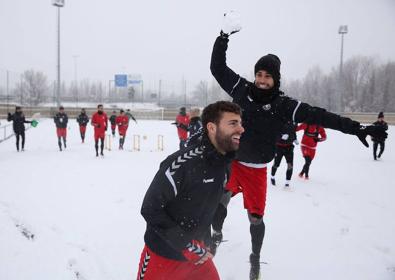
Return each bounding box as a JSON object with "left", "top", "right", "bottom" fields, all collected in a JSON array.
[
  {"left": 54, "top": 106, "right": 68, "bottom": 151},
  {"left": 109, "top": 111, "right": 117, "bottom": 136},
  {"left": 209, "top": 20, "right": 388, "bottom": 279},
  {"left": 372, "top": 112, "right": 388, "bottom": 160},
  {"left": 76, "top": 108, "right": 89, "bottom": 143},
  {"left": 185, "top": 108, "right": 203, "bottom": 147},
  {"left": 137, "top": 101, "right": 244, "bottom": 280},
  {"left": 7, "top": 106, "right": 32, "bottom": 151},
  {"left": 270, "top": 121, "right": 297, "bottom": 187}
]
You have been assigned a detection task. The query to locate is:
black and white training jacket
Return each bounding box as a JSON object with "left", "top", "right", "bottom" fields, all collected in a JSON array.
[
  {"left": 210, "top": 35, "right": 361, "bottom": 164},
  {"left": 141, "top": 137, "right": 233, "bottom": 261}
]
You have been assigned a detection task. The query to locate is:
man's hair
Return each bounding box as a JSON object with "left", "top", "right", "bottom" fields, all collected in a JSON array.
[
  {"left": 202, "top": 101, "right": 241, "bottom": 133},
  {"left": 97, "top": 104, "right": 103, "bottom": 109}
]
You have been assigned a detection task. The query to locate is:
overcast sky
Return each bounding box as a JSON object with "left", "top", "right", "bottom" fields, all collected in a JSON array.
[{"left": 1, "top": 0, "right": 395, "bottom": 87}]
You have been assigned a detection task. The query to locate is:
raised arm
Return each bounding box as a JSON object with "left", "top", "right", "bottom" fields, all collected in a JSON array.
[
  {"left": 210, "top": 11, "right": 243, "bottom": 96},
  {"left": 210, "top": 36, "right": 241, "bottom": 96}
]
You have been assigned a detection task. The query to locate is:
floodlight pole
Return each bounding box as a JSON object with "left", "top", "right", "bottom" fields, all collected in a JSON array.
[
  {"left": 338, "top": 25, "right": 348, "bottom": 112},
  {"left": 52, "top": 0, "right": 65, "bottom": 107}
]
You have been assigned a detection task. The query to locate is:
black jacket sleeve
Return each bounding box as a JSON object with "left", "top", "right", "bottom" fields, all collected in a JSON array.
[
  {"left": 279, "top": 97, "right": 360, "bottom": 135},
  {"left": 141, "top": 158, "right": 191, "bottom": 253},
  {"left": 210, "top": 35, "right": 243, "bottom": 97}
]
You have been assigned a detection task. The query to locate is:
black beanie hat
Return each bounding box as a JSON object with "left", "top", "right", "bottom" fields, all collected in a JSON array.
[
  {"left": 254, "top": 54, "right": 281, "bottom": 89},
  {"left": 378, "top": 112, "right": 384, "bottom": 118}
]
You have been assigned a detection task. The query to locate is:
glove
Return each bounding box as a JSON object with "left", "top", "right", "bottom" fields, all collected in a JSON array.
[
  {"left": 8, "top": 112, "right": 11, "bottom": 117},
  {"left": 356, "top": 125, "right": 388, "bottom": 147},
  {"left": 182, "top": 240, "right": 208, "bottom": 262},
  {"left": 105, "top": 126, "right": 107, "bottom": 131},
  {"left": 221, "top": 10, "right": 242, "bottom": 37}
]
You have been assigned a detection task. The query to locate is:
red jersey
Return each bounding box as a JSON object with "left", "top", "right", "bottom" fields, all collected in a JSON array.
[
  {"left": 116, "top": 115, "right": 129, "bottom": 135},
  {"left": 91, "top": 112, "right": 108, "bottom": 139},
  {"left": 296, "top": 123, "right": 326, "bottom": 149},
  {"left": 175, "top": 114, "right": 190, "bottom": 140}
]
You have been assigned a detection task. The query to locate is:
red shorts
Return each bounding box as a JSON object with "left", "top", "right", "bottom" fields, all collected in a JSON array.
[
  {"left": 56, "top": 128, "right": 67, "bottom": 138},
  {"left": 301, "top": 146, "right": 316, "bottom": 160},
  {"left": 118, "top": 127, "right": 128, "bottom": 136},
  {"left": 94, "top": 129, "right": 106, "bottom": 141},
  {"left": 226, "top": 160, "right": 267, "bottom": 216},
  {"left": 79, "top": 126, "right": 86, "bottom": 134},
  {"left": 136, "top": 245, "right": 219, "bottom": 280}
]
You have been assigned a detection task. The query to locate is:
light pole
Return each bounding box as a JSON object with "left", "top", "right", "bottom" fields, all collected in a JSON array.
[
  {"left": 52, "top": 0, "right": 65, "bottom": 107},
  {"left": 338, "top": 25, "right": 348, "bottom": 112},
  {"left": 73, "top": 55, "right": 79, "bottom": 107}
]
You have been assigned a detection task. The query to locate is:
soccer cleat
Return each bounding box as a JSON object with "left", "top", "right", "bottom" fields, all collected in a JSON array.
[
  {"left": 210, "top": 231, "right": 223, "bottom": 256},
  {"left": 270, "top": 177, "right": 276, "bottom": 186},
  {"left": 305, "top": 175, "right": 309, "bottom": 180},
  {"left": 298, "top": 172, "right": 303, "bottom": 178},
  {"left": 249, "top": 253, "right": 261, "bottom": 280}
]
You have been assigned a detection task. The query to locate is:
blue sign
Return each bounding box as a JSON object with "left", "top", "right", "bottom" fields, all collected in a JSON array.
[
  {"left": 128, "top": 80, "right": 142, "bottom": 85},
  {"left": 115, "top": 74, "right": 128, "bottom": 87}
]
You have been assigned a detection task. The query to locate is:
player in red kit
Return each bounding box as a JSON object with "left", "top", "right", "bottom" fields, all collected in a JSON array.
[
  {"left": 91, "top": 104, "right": 108, "bottom": 157},
  {"left": 116, "top": 109, "right": 129, "bottom": 150},
  {"left": 296, "top": 123, "right": 326, "bottom": 179}
]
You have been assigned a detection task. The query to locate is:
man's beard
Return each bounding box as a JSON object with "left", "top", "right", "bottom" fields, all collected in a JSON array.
[
  {"left": 98, "top": 111, "right": 103, "bottom": 115},
  {"left": 215, "top": 128, "right": 240, "bottom": 153}
]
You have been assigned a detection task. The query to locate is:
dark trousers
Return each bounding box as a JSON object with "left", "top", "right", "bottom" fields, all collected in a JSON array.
[
  {"left": 15, "top": 131, "right": 25, "bottom": 151},
  {"left": 95, "top": 137, "right": 104, "bottom": 155},
  {"left": 271, "top": 145, "right": 294, "bottom": 180},
  {"left": 373, "top": 141, "right": 385, "bottom": 159}
]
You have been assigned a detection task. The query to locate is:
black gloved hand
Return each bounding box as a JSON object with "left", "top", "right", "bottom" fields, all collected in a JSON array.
[
  {"left": 8, "top": 112, "right": 11, "bottom": 116},
  {"left": 356, "top": 125, "right": 388, "bottom": 147},
  {"left": 105, "top": 126, "right": 107, "bottom": 131}
]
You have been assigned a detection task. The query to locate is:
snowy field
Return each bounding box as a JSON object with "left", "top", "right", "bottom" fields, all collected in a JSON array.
[{"left": 0, "top": 119, "right": 394, "bottom": 280}]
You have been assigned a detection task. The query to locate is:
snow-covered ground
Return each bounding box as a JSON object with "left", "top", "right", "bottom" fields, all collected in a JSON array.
[{"left": 0, "top": 120, "right": 394, "bottom": 280}]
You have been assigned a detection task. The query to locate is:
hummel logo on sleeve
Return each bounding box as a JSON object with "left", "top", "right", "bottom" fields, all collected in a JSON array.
[{"left": 203, "top": 178, "right": 215, "bottom": 183}]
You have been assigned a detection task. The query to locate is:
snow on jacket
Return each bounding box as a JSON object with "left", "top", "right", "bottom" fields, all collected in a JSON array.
[{"left": 141, "top": 136, "right": 233, "bottom": 261}]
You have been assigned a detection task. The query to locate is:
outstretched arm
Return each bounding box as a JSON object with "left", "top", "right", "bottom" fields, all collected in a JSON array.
[{"left": 279, "top": 98, "right": 387, "bottom": 147}]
